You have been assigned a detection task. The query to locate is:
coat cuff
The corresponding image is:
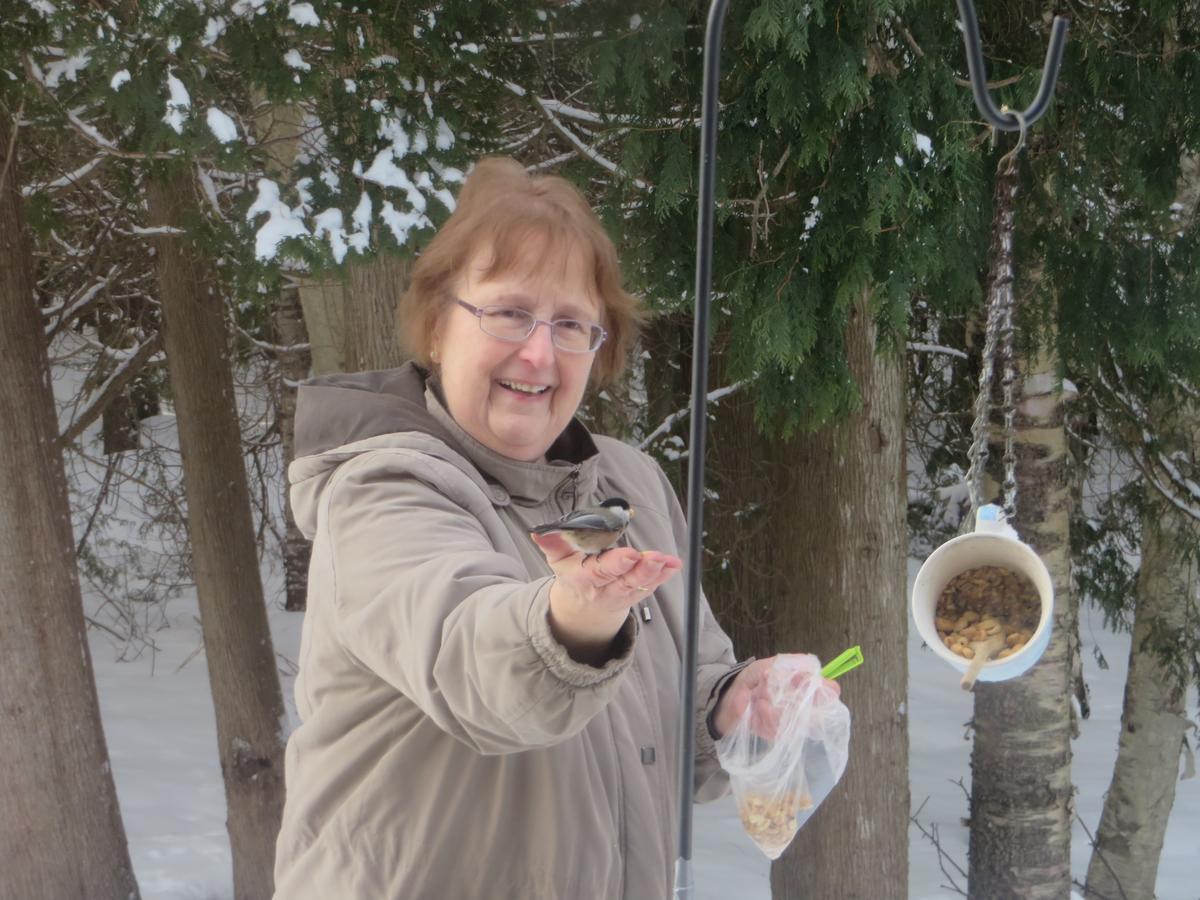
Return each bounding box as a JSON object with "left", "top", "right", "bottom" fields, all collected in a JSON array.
[
  {"left": 527, "top": 577, "right": 639, "bottom": 689},
  {"left": 698, "top": 657, "right": 756, "bottom": 758}
]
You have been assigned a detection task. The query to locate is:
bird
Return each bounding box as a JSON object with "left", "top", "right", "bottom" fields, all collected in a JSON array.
[{"left": 529, "top": 497, "right": 633, "bottom": 559}]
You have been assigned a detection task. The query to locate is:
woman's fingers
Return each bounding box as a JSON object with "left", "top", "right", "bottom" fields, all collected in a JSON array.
[{"left": 529, "top": 531, "right": 575, "bottom": 563}]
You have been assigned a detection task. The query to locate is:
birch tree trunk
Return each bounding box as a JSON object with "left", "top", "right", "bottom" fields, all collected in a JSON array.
[
  {"left": 701, "top": 290, "right": 909, "bottom": 898},
  {"left": 272, "top": 286, "right": 312, "bottom": 611},
  {"left": 145, "top": 170, "right": 286, "bottom": 900},
  {"left": 968, "top": 341, "right": 1075, "bottom": 898},
  {"left": 0, "top": 118, "right": 140, "bottom": 900},
  {"left": 1084, "top": 401, "right": 1195, "bottom": 900}
]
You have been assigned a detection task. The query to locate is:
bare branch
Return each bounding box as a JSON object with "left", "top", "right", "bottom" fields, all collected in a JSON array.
[{"left": 58, "top": 332, "right": 165, "bottom": 448}]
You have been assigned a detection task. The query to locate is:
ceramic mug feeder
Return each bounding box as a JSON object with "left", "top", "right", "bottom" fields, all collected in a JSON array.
[{"left": 911, "top": 504, "right": 1054, "bottom": 684}]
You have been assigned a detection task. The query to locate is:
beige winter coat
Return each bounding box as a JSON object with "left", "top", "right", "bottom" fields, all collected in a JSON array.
[{"left": 273, "top": 364, "right": 743, "bottom": 899}]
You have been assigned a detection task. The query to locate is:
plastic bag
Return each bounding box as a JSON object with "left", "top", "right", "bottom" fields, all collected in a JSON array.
[{"left": 715, "top": 654, "right": 851, "bottom": 859}]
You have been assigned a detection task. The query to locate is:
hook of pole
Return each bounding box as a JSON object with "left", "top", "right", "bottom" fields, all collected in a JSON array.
[
  {"left": 996, "top": 106, "right": 1029, "bottom": 172},
  {"left": 956, "top": 0, "right": 1070, "bottom": 131}
]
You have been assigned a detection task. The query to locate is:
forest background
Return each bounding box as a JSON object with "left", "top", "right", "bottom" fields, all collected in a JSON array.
[{"left": 2, "top": 1, "right": 1198, "bottom": 899}]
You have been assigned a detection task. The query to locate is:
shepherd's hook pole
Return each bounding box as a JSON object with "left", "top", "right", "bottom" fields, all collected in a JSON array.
[
  {"left": 956, "top": 0, "right": 1069, "bottom": 130},
  {"left": 673, "top": 0, "right": 730, "bottom": 896}
]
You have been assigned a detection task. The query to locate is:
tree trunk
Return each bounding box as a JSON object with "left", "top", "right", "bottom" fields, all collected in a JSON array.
[
  {"left": 144, "top": 171, "right": 286, "bottom": 900},
  {"left": 1084, "top": 401, "right": 1194, "bottom": 900},
  {"left": 0, "top": 117, "right": 140, "bottom": 900},
  {"left": 703, "top": 290, "right": 910, "bottom": 897},
  {"left": 273, "top": 286, "right": 312, "bottom": 611},
  {"left": 702, "top": 335, "right": 786, "bottom": 662},
  {"left": 343, "top": 252, "right": 410, "bottom": 371},
  {"left": 968, "top": 341, "right": 1074, "bottom": 899}
]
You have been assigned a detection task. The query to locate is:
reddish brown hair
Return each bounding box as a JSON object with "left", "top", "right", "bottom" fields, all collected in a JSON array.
[{"left": 398, "top": 157, "right": 644, "bottom": 385}]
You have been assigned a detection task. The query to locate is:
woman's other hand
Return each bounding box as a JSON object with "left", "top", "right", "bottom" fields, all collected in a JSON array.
[
  {"left": 710, "top": 656, "right": 842, "bottom": 740},
  {"left": 531, "top": 532, "right": 681, "bottom": 665}
]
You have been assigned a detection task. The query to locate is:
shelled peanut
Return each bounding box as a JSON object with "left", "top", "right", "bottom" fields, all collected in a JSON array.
[
  {"left": 736, "top": 789, "right": 813, "bottom": 854},
  {"left": 935, "top": 565, "right": 1040, "bottom": 661}
]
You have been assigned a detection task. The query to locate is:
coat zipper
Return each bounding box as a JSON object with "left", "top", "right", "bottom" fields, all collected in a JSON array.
[{"left": 553, "top": 465, "right": 581, "bottom": 516}]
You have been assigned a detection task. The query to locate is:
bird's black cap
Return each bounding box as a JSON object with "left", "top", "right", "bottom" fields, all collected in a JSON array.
[{"left": 599, "top": 497, "right": 630, "bottom": 510}]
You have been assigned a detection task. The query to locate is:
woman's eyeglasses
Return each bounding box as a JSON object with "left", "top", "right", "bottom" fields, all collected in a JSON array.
[{"left": 455, "top": 298, "right": 607, "bottom": 353}]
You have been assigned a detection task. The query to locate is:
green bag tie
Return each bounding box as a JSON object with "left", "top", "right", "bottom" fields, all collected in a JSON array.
[{"left": 821, "top": 645, "right": 864, "bottom": 680}]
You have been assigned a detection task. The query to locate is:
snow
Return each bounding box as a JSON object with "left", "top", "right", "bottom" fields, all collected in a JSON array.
[
  {"left": 44, "top": 51, "right": 91, "bottom": 88},
  {"left": 110, "top": 69, "right": 131, "bottom": 91},
  {"left": 201, "top": 16, "right": 227, "bottom": 47},
  {"left": 205, "top": 107, "right": 238, "bottom": 144},
  {"left": 914, "top": 132, "right": 934, "bottom": 158},
  {"left": 379, "top": 199, "right": 430, "bottom": 247},
  {"left": 161, "top": 73, "right": 191, "bottom": 135},
  {"left": 48, "top": 353, "right": 1198, "bottom": 899},
  {"left": 283, "top": 49, "right": 311, "bottom": 72},
  {"left": 244, "top": 179, "right": 309, "bottom": 261},
  {"left": 361, "top": 150, "right": 421, "bottom": 198},
  {"left": 286, "top": 2, "right": 319, "bottom": 27},
  {"left": 312, "top": 208, "right": 349, "bottom": 263}
]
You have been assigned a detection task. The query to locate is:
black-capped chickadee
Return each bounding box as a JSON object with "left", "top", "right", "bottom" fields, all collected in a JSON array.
[{"left": 530, "top": 497, "right": 633, "bottom": 558}]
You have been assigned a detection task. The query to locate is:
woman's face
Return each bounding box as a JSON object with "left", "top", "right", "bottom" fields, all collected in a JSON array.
[{"left": 432, "top": 245, "right": 602, "bottom": 462}]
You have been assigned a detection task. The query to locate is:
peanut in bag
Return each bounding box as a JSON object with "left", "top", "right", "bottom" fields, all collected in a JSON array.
[{"left": 715, "top": 654, "right": 851, "bottom": 859}]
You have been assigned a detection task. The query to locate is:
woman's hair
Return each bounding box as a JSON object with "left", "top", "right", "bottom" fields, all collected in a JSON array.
[{"left": 398, "top": 157, "right": 644, "bottom": 386}]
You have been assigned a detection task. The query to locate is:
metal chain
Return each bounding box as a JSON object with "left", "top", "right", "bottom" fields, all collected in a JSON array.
[{"left": 966, "top": 116, "right": 1026, "bottom": 520}]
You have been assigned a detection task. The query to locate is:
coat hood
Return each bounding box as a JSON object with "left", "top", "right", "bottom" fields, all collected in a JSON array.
[{"left": 287, "top": 363, "right": 600, "bottom": 538}]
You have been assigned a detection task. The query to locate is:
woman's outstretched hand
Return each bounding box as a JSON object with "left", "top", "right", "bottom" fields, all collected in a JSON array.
[
  {"left": 710, "top": 656, "right": 842, "bottom": 740},
  {"left": 531, "top": 532, "right": 681, "bottom": 665}
]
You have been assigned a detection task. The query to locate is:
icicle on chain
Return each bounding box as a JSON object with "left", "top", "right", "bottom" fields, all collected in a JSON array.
[{"left": 966, "top": 159, "right": 1021, "bottom": 517}]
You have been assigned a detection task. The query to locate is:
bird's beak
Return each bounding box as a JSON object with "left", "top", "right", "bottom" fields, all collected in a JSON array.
[{"left": 629, "top": 508, "right": 635, "bottom": 518}]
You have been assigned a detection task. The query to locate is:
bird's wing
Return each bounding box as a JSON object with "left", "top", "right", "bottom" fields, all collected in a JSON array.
[{"left": 530, "top": 510, "right": 617, "bottom": 533}]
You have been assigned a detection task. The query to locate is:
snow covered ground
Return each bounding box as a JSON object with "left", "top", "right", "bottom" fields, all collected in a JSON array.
[{"left": 84, "top": 547, "right": 1198, "bottom": 899}]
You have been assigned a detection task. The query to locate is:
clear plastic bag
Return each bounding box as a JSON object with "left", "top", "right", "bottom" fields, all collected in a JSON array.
[{"left": 715, "top": 654, "right": 851, "bottom": 859}]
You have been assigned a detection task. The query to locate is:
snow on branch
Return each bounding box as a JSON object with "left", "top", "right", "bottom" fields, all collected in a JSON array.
[
  {"left": 130, "top": 225, "right": 186, "bottom": 236},
  {"left": 26, "top": 55, "right": 179, "bottom": 160},
  {"left": 235, "top": 325, "right": 311, "bottom": 355},
  {"left": 637, "top": 380, "right": 750, "bottom": 451},
  {"left": 21, "top": 154, "right": 105, "bottom": 197},
  {"left": 43, "top": 266, "right": 119, "bottom": 339},
  {"left": 1098, "top": 367, "right": 1200, "bottom": 522},
  {"left": 480, "top": 64, "right": 698, "bottom": 130},
  {"left": 907, "top": 341, "right": 969, "bottom": 360},
  {"left": 505, "top": 31, "right": 604, "bottom": 44},
  {"left": 58, "top": 333, "right": 165, "bottom": 447},
  {"left": 535, "top": 98, "right": 649, "bottom": 191}
]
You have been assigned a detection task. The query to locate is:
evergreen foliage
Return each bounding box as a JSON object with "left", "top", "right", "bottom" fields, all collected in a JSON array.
[{"left": 538, "top": 0, "right": 994, "bottom": 435}]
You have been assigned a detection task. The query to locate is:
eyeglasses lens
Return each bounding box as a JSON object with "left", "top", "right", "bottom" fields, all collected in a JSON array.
[{"left": 478, "top": 307, "right": 601, "bottom": 352}]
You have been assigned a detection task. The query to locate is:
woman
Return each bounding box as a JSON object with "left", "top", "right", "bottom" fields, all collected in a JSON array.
[{"left": 274, "top": 157, "right": 817, "bottom": 899}]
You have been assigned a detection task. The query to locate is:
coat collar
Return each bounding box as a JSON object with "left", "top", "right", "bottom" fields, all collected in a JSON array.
[{"left": 423, "top": 378, "right": 600, "bottom": 508}]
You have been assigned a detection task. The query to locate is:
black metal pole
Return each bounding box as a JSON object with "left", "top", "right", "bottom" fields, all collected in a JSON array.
[
  {"left": 673, "top": 0, "right": 730, "bottom": 896},
  {"left": 956, "top": 0, "right": 1069, "bottom": 131}
]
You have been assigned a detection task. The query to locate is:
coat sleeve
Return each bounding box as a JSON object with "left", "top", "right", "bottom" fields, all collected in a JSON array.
[
  {"left": 649, "top": 459, "right": 743, "bottom": 802},
  {"left": 319, "top": 449, "right": 638, "bottom": 756}
]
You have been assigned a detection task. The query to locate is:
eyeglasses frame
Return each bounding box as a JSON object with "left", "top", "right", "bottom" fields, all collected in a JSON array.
[{"left": 453, "top": 297, "right": 608, "bottom": 354}]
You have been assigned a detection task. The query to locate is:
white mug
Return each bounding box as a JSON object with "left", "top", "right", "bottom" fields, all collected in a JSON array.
[{"left": 911, "top": 505, "right": 1054, "bottom": 683}]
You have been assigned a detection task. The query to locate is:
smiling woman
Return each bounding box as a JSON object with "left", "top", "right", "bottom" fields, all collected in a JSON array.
[{"left": 272, "top": 157, "right": 759, "bottom": 900}]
